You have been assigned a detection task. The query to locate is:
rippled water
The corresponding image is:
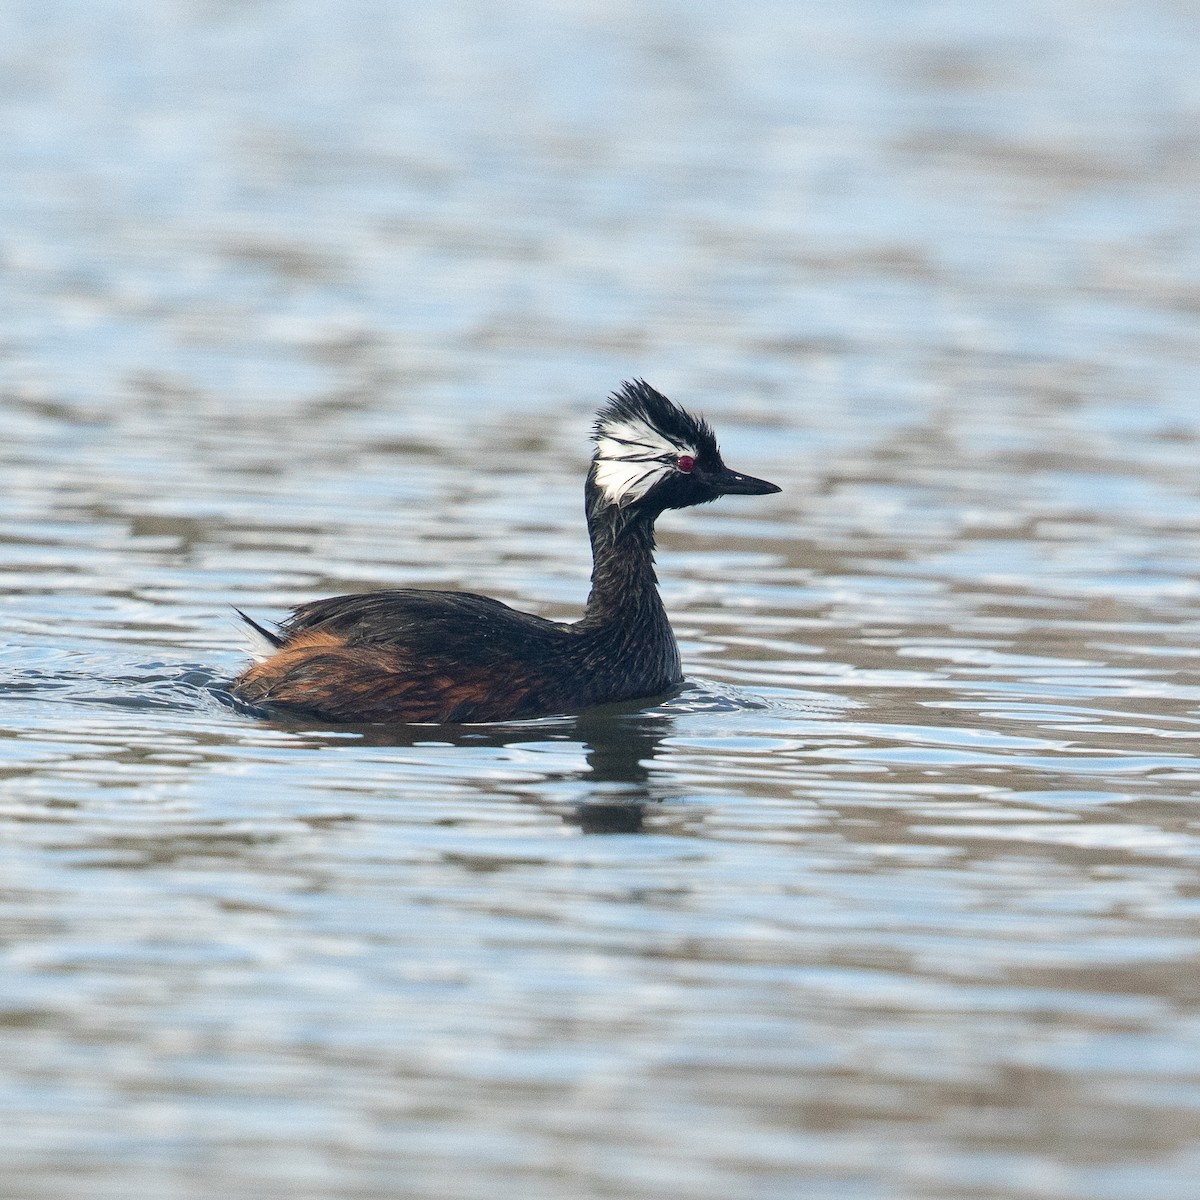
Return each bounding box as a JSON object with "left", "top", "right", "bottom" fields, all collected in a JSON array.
[{"left": 4, "top": 2, "right": 1200, "bottom": 1198}]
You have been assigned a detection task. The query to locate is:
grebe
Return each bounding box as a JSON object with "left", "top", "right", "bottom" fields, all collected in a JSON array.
[{"left": 229, "top": 380, "right": 780, "bottom": 723}]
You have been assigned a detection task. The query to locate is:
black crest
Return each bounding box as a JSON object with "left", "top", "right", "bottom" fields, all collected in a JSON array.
[{"left": 592, "top": 380, "right": 719, "bottom": 458}]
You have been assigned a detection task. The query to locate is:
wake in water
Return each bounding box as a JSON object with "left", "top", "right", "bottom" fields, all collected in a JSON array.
[{"left": 0, "top": 650, "right": 232, "bottom": 714}]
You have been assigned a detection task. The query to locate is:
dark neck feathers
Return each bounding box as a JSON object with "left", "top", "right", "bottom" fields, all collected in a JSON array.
[
  {"left": 581, "top": 480, "right": 666, "bottom": 626},
  {"left": 577, "top": 475, "right": 682, "bottom": 697}
]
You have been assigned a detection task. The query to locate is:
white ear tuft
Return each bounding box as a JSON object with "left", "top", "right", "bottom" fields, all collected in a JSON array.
[{"left": 592, "top": 415, "right": 693, "bottom": 507}]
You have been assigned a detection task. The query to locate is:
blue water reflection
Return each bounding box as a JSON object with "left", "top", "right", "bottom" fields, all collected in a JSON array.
[{"left": 4, "top": 1, "right": 1200, "bottom": 1198}]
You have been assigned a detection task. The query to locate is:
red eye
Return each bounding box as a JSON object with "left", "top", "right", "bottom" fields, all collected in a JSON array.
[{"left": 677, "top": 454, "right": 695, "bottom": 473}]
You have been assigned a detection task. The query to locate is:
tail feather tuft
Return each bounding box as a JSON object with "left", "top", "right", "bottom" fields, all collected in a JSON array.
[{"left": 233, "top": 607, "right": 285, "bottom": 660}]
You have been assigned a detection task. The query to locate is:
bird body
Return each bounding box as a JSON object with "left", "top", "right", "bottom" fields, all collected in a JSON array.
[{"left": 230, "top": 381, "right": 779, "bottom": 723}]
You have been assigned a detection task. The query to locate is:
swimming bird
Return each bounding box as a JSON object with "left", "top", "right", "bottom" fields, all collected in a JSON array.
[{"left": 229, "top": 380, "right": 780, "bottom": 723}]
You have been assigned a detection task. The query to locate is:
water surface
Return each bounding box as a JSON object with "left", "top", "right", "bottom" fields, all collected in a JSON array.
[{"left": 3, "top": 2, "right": 1200, "bottom": 1198}]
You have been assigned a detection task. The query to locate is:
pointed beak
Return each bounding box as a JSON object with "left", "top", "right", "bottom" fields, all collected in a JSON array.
[{"left": 717, "top": 468, "right": 782, "bottom": 496}]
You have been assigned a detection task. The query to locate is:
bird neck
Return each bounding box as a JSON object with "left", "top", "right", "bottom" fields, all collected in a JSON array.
[
  {"left": 582, "top": 499, "right": 666, "bottom": 626},
  {"left": 577, "top": 480, "right": 683, "bottom": 695}
]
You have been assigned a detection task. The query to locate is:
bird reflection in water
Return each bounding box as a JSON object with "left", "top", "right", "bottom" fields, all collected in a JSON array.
[
  {"left": 233, "top": 697, "right": 680, "bottom": 835},
  {"left": 564, "top": 709, "right": 674, "bottom": 833}
]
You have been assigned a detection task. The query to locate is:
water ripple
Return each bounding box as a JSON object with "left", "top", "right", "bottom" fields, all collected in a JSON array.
[{"left": 3, "top": 3, "right": 1200, "bottom": 1199}]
